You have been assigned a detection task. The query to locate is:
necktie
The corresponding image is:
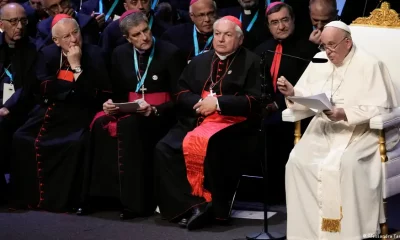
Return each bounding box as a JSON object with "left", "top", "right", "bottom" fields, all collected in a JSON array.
[{"left": 270, "top": 43, "right": 282, "bottom": 92}]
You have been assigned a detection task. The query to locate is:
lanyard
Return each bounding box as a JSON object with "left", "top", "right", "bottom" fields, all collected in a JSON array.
[
  {"left": 99, "top": 0, "right": 119, "bottom": 21},
  {"left": 149, "top": 15, "right": 154, "bottom": 29},
  {"left": 4, "top": 67, "right": 13, "bottom": 83},
  {"left": 193, "top": 26, "right": 213, "bottom": 57},
  {"left": 266, "top": 0, "right": 284, "bottom": 6},
  {"left": 240, "top": 11, "right": 258, "bottom": 32},
  {"left": 134, "top": 37, "right": 156, "bottom": 92},
  {"left": 151, "top": 0, "right": 159, "bottom": 10}
]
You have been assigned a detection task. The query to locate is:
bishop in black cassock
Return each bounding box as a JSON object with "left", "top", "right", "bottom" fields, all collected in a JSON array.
[
  {"left": 154, "top": 16, "right": 260, "bottom": 230},
  {"left": 161, "top": 0, "right": 216, "bottom": 63},
  {"left": 83, "top": 10, "right": 185, "bottom": 219},
  {"left": 99, "top": 0, "right": 168, "bottom": 55},
  {"left": 254, "top": 1, "right": 319, "bottom": 204},
  {"left": 10, "top": 15, "right": 111, "bottom": 212},
  {"left": 0, "top": 3, "right": 37, "bottom": 205}
]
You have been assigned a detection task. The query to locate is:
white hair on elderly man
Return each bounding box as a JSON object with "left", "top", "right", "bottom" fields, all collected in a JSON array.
[
  {"left": 119, "top": 11, "right": 149, "bottom": 36},
  {"left": 213, "top": 18, "right": 243, "bottom": 38},
  {"left": 51, "top": 18, "right": 79, "bottom": 37}
]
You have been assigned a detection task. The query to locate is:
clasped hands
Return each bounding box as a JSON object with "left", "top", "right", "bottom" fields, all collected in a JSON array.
[
  {"left": 103, "top": 99, "right": 152, "bottom": 116},
  {"left": 193, "top": 96, "right": 217, "bottom": 116},
  {"left": 276, "top": 76, "right": 346, "bottom": 122}
]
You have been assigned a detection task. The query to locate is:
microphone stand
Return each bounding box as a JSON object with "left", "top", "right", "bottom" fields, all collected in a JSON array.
[{"left": 246, "top": 52, "right": 285, "bottom": 240}]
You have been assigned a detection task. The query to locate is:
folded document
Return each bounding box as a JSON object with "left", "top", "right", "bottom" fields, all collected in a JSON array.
[{"left": 287, "top": 93, "right": 333, "bottom": 111}]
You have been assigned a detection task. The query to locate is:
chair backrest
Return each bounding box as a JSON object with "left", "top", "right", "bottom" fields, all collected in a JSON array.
[{"left": 349, "top": 2, "right": 400, "bottom": 92}]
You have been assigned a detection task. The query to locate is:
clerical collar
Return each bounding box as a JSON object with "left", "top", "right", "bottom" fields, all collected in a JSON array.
[
  {"left": 195, "top": 26, "right": 212, "bottom": 36},
  {"left": 244, "top": 10, "right": 251, "bottom": 15},
  {"left": 135, "top": 48, "right": 146, "bottom": 55},
  {"left": 216, "top": 51, "right": 235, "bottom": 60}
]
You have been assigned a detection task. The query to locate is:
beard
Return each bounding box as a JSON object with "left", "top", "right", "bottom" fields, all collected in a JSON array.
[{"left": 238, "top": 0, "right": 258, "bottom": 9}]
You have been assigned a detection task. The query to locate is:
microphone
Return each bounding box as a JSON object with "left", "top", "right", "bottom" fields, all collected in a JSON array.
[{"left": 266, "top": 50, "right": 328, "bottom": 63}]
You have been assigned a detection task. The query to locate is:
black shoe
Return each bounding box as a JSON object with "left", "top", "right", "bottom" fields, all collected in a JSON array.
[
  {"left": 187, "top": 203, "right": 213, "bottom": 231},
  {"left": 119, "top": 209, "right": 137, "bottom": 220},
  {"left": 178, "top": 218, "right": 188, "bottom": 228},
  {"left": 76, "top": 207, "right": 91, "bottom": 216}
]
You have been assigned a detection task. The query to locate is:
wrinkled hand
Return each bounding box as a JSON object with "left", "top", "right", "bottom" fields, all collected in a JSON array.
[
  {"left": 0, "top": 107, "right": 9, "bottom": 117},
  {"left": 67, "top": 46, "right": 82, "bottom": 68},
  {"left": 103, "top": 99, "right": 119, "bottom": 115},
  {"left": 136, "top": 100, "right": 152, "bottom": 117},
  {"left": 91, "top": 12, "right": 105, "bottom": 28},
  {"left": 277, "top": 76, "right": 294, "bottom": 97},
  {"left": 193, "top": 96, "right": 217, "bottom": 116},
  {"left": 309, "top": 29, "right": 322, "bottom": 45},
  {"left": 323, "top": 107, "right": 347, "bottom": 122},
  {"left": 64, "top": 8, "right": 75, "bottom": 17}
]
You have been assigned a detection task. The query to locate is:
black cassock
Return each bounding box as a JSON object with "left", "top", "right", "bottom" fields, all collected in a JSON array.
[
  {"left": 154, "top": 48, "right": 261, "bottom": 221},
  {"left": 10, "top": 43, "right": 111, "bottom": 212},
  {"left": 100, "top": 12, "right": 167, "bottom": 55},
  {"left": 161, "top": 22, "right": 213, "bottom": 63},
  {"left": 87, "top": 40, "right": 185, "bottom": 215},
  {"left": 0, "top": 35, "right": 37, "bottom": 202},
  {"left": 254, "top": 31, "right": 319, "bottom": 204}
]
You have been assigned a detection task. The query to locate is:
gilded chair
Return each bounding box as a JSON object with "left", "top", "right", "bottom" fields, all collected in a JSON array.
[{"left": 282, "top": 2, "right": 400, "bottom": 239}]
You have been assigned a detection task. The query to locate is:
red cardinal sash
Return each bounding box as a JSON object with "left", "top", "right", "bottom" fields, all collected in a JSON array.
[{"left": 182, "top": 91, "right": 246, "bottom": 202}]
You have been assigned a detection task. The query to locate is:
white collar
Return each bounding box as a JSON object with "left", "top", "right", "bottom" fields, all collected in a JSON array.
[
  {"left": 134, "top": 48, "right": 146, "bottom": 54},
  {"left": 244, "top": 10, "right": 252, "bottom": 15},
  {"left": 216, "top": 51, "right": 234, "bottom": 60}
]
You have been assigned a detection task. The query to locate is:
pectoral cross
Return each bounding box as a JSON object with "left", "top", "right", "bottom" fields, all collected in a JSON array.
[
  {"left": 208, "top": 88, "right": 216, "bottom": 97},
  {"left": 140, "top": 85, "right": 147, "bottom": 100}
]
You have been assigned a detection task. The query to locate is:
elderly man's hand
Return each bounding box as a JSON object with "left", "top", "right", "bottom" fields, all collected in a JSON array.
[
  {"left": 0, "top": 107, "right": 9, "bottom": 117},
  {"left": 309, "top": 29, "right": 322, "bottom": 45},
  {"left": 64, "top": 8, "right": 75, "bottom": 17},
  {"left": 324, "top": 107, "right": 347, "bottom": 122},
  {"left": 193, "top": 96, "right": 217, "bottom": 116},
  {"left": 91, "top": 12, "right": 105, "bottom": 28},
  {"left": 103, "top": 99, "right": 119, "bottom": 115},
  {"left": 67, "top": 46, "right": 82, "bottom": 68},
  {"left": 277, "top": 76, "right": 294, "bottom": 97}
]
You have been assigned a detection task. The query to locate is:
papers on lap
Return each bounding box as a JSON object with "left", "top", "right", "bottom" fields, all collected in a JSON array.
[
  {"left": 113, "top": 102, "right": 140, "bottom": 113},
  {"left": 287, "top": 93, "right": 333, "bottom": 111}
]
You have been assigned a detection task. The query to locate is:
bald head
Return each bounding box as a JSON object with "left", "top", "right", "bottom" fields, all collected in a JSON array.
[
  {"left": 309, "top": 0, "right": 337, "bottom": 30},
  {"left": 0, "top": 3, "right": 26, "bottom": 18},
  {"left": 189, "top": 0, "right": 217, "bottom": 34}
]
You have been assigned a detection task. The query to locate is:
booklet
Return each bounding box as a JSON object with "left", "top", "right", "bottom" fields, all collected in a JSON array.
[
  {"left": 113, "top": 102, "right": 140, "bottom": 113},
  {"left": 287, "top": 93, "right": 333, "bottom": 111}
]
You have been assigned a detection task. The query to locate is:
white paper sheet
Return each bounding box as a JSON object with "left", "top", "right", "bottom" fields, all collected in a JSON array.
[
  {"left": 113, "top": 102, "right": 140, "bottom": 113},
  {"left": 287, "top": 93, "right": 333, "bottom": 111}
]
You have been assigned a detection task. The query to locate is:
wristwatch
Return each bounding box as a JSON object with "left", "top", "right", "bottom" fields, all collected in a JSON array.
[
  {"left": 71, "top": 66, "right": 82, "bottom": 73},
  {"left": 152, "top": 106, "right": 159, "bottom": 116}
]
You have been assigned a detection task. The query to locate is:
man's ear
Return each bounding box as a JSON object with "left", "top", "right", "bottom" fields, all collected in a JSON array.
[
  {"left": 52, "top": 37, "right": 60, "bottom": 46},
  {"left": 123, "top": 34, "right": 131, "bottom": 43},
  {"left": 123, "top": 3, "right": 128, "bottom": 11},
  {"left": 0, "top": 20, "right": 4, "bottom": 30}
]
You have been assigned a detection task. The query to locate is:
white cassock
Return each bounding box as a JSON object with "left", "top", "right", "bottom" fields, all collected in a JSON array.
[{"left": 285, "top": 45, "right": 399, "bottom": 240}]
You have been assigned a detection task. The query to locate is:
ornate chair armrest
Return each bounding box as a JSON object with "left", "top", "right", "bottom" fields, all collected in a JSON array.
[
  {"left": 282, "top": 109, "right": 316, "bottom": 122},
  {"left": 370, "top": 108, "right": 400, "bottom": 130}
]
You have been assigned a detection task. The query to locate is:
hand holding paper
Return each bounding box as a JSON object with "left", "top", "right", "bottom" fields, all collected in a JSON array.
[{"left": 287, "top": 93, "right": 332, "bottom": 111}]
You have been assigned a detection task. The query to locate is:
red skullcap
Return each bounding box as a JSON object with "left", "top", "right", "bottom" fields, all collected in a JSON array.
[
  {"left": 266, "top": 1, "right": 284, "bottom": 15},
  {"left": 221, "top": 15, "right": 242, "bottom": 30},
  {"left": 190, "top": 0, "right": 199, "bottom": 5},
  {"left": 119, "top": 9, "right": 140, "bottom": 23},
  {"left": 51, "top": 14, "right": 73, "bottom": 29}
]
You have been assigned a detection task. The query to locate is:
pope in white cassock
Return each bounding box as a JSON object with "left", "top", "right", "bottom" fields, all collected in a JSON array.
[{"left": 277, "top": 21, "right": 399, "bottom": 240}]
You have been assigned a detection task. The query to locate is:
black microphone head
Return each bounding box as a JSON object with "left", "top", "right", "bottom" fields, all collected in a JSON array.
[{"left": 312, "top": 58, "right": 328, "bottom": 63}]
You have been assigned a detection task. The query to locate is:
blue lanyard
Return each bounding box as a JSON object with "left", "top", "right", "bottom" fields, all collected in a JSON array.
[
  {"left": 193, "top": 26, "right": 213, "bottom": 56},
  {"left": 149, "top": 15, "right": 154, "bottom": 29},
  {"left": 99, "top": 0, "right": 119, "bottom": 21},
  {"left": 239, "top": 11, "right": 258, "bottom": 32},
  {"left": 151, "top": 0, "right": 158, "bottom": 10},
  {"left": 4, "top": 67, "right": 13, "bottom": 83},
  {"left": 266, "top": 0, "right": 284, "bottom": 6},
  {"left": 134, "top": 37, "right": 156, "bottom": 92}
]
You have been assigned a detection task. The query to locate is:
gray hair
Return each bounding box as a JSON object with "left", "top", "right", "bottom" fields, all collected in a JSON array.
[
  {"left": 119, "top": 11, "right": 148, "bottom": 36},
  {"left": 189, "top": 0, "right": 217, "bottom": 13},
  {"left": 213, "top": 18, "right": 243, "bottom": 38},
  {"left": 51, "top": 18, "right": 79, "bottom": 37}
]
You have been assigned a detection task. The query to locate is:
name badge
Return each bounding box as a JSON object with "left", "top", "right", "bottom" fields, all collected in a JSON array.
[{"left": 3, "top": 83, "right": 15, "bottom": 104}]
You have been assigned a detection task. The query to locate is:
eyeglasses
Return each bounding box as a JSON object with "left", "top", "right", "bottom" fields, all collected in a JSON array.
[
  {"left": 128, "top": 0, "right": 149, "bottom": 5},
  {"left": 1, "top": 17, "right": 29, "bottom": 26},
  {"left": 190, "top": 11, "right": 216, "bottom": 20},
  {"left": 318, "top": 37, "right": 347, "bottom": 52},
  {"left": 268, "top": 17, "right": 291, "bottom": 27},
  {"left": 47, "top": 0, "right": 70, "bottom": 13},
  {"left": 56, "top": 28, "right": 80, "bottom": 42}
]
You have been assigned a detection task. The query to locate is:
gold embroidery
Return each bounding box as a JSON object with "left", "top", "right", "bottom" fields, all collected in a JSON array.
[
  {"left": 351, "top": 2, "right": 400, "bottom": 28},
  {"left": 321, "top": 206, "right": 343, "bottom": 233}
]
